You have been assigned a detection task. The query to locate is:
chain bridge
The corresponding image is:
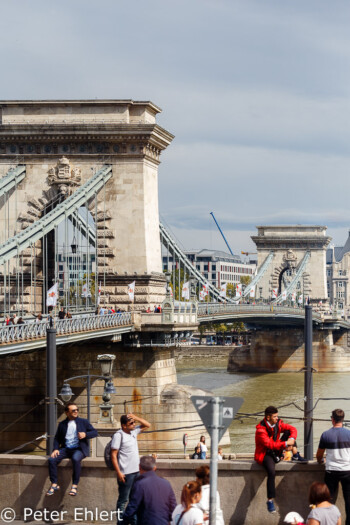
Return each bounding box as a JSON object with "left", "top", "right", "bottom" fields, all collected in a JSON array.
[{"left": 0, "top": 100, "right": 348, "bottom": 455}]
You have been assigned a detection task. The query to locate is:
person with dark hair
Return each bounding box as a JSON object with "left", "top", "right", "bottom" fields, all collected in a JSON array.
[
  {"left": 317, "top": 408, "right": 350, "bottom": 524},
  {"left": 307, "top": 482, "right": 341, "bottom": 525},
  {"left": 199, "top": 436, "right": 207, "bottom": 459},
  {"left": 122, "top": 455, "right": 176, "bottom": 524},
  {"left": 46, "top": 403, "right": 98, "bottom": 497},
  {"left": 171, "top": 480, "right": 204, "bottom": 525},
  {"left": 191, "top": 445, "right": 201, "bottom": 460},
  {"left": 255, "top": 405, "right": 306, "bottom": 513},
  {"left": 111, "top": 413, "right": 150, "bottom": 525},
  {"left": 58, "top": 307, "right": 66, "bottom": 320},
  {"left": 195, "top": 465, "right": 224, "bottom": 525}
]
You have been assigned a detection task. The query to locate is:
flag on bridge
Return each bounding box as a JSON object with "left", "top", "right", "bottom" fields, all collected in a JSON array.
[
  {"left": 199, "top": 290, "right": 206, "bottom": 301},
  {"left": 249, "top": 286, "right": 255, "bottom": 298},
  {"left": 298, "top": 293, "right": 303, "bottom": 305},
  {"left": 235, "top": 283, "right": 242, "bottom": 297},
  {"left": 291, "top": 292, "right": 296, "bottom": 302},
  {"left": 128, "top": 281, "right": 135, "bottom": 301},
  {"left": 220, "top": 283, "right": 227, "bottom": 297},
  {"left": 98, "top": 281, "right": 102, "bottom": 304},
  {"left": 47, "top": 283, "right": 58, "bottom": 307},
  {"left": 282, "top": 290, "right": 287, "bottom": 301},
  {"left": 182, "top": 281, "right": 190, "bottom": 300},
  {"left": 272, "top": 288, "right": 277, "bottom": 299},
  {"left": 82, "top": 282, "right": 88, "bottom": 298},
  {"left": 203, "top": 282, "right": 209, "bottom": 296}
]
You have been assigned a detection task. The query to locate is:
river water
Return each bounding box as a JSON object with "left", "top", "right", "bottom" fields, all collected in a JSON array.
[{"left": 176, "top": 357, "right": 350, "bottom": 454}]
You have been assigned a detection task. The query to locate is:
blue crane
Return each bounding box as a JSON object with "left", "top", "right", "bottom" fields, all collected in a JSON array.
[{"left": 209, "top": 212, "right": 234, "bottom": 256}]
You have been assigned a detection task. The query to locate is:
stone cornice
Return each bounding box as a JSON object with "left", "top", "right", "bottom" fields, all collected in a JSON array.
[
  {"left": 0, "top": 123, "right": 174, "bottom": 149},
  {"left": 251, "top": 236, "right": 332, "bottom": 250}
]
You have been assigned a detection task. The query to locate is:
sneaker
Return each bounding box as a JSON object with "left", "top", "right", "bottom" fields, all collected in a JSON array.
[
  {"left": 292, "top": 452, "right": 308, "bottom": 462},
  {"left": 267, "top": 500, "right": 276, "bottom": 513}
]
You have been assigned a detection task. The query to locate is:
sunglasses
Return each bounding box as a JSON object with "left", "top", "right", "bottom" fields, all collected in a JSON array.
[{"left": 71, "top": 409, "right": 79, "bottom": 413}]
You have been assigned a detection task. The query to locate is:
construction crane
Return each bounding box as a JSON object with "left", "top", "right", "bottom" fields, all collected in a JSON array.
[{"left": 209, "top": 212, "right": 234, "bottom": 256}]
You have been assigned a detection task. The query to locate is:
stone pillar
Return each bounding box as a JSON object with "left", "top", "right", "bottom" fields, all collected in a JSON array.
[
  {"left": 227, "top": 327, "right": 350, "bottom": 373},
  {"left": 0, "top": 341, "right": 229, "bottom": 454}
]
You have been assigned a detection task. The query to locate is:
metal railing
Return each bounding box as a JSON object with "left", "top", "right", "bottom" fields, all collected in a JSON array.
[
  {"left": 0, "top": 312, "right": 132, "bottom": 344},
  {"left": 197, "top": 303, "right": 323, "bottom": 321}
]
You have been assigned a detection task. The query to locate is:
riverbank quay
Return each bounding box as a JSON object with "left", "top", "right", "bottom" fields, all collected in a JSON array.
[
  {"left": 175, "top": 344, "right": 236, "bottom": 360},
  {"left": 0, "top": 454, "right": 344, "bottom": 524}
]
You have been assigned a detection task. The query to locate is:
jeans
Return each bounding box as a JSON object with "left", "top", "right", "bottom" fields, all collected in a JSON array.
[
  {"left": 48, "top": 447, "right": 85, "bottom": 485},
  {"left": 325, "top": 470, "right": 350, "bottom": 525},
  {"left": 262, "top": 431, "right": 293, "bottom": 499},
  {"left": 200, "top": 451, "right": 206, "bottom": 459},
  {"left": 116, "top": 472, "right": 138, "bottom": 525}
]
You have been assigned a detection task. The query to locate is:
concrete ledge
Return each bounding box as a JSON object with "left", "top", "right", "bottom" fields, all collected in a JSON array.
[{"left": 0, "top": 455, "right": 345, "bottom": 524}]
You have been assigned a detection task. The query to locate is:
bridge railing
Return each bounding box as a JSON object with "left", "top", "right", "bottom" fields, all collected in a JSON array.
[
  {"left": 197, "top": 303, "right": 323, "bottom": 321},
  {"left": 0, "top": 312, "right": 132, "bottom": 344}
]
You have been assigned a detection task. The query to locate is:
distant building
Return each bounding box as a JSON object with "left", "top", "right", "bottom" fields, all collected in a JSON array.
[
  {"left": 326, "top": 232, "right": 350, "bottom": 310},
  {"left": 162, "top": 248, "right": 256, "bottom": 288}
]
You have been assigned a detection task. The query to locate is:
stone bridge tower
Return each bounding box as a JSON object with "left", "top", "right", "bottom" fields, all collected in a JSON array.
[
  {"left": 0, "top": 100, "right": 174, "bottom": 312},
  {"left": 251, "top": 225, "right": 331, "bottom": 302}
]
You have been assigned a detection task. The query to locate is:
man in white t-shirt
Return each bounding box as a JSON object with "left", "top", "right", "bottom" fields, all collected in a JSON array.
[{"left": 111, "top": 413, "right": 150, "bottom": 525}]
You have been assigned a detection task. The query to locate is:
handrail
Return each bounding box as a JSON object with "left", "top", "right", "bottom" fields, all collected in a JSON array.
[
  {"left": 0, "top": 312, "right": 132, "bottom": 344},
  {"left": 0, "top": 165, "right": 26, "bottom": 197}
]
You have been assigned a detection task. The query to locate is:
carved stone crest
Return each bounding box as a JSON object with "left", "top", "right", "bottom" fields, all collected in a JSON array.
[
  {"left": 283, "top": 249, "right": 298, "bottom": 269},
  {"left": 48, "top": 157, "right": 81, "bottom": 196}
]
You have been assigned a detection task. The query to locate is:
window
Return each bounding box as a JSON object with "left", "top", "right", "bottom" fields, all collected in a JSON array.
[
  {"left": 327, "top": 269, "right": 332, "bottom": 277},
  {"left": 338, "top": 282, "right": 343, "bottom": 288},
  {"left": 212, "top": 273, "right": 216, "bottom": 279},
  {"left": 204, "top": 265, "right": 208, "bottom": 271},
  {"left": 212, "top": 265, "right": 216, "bottom": 271}
]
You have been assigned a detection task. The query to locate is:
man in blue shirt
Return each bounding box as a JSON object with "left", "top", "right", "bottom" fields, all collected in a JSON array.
[
  {"left": 46, "top": 403, "right": 98, "bottom": 497},
  {"left": 317, "top": 408, "right": 350, "bottom": 525},
  {"left": 123, "top": 456, "right": 177, "bottom": 525}
]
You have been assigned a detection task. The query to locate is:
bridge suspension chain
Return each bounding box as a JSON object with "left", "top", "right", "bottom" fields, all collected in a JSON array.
[
  {"left": 0, "top": 165, "right": 112, "bottom": 266},
  {"left": 275, "top": 251, "right": 311, "bottom": 304},
  {"left": 159, "top": 221, "right": 234, "bottom": 303}
]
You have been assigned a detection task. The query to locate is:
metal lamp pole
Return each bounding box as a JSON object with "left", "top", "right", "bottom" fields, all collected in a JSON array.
[
  {"left": 46, "top": 318, "right": 57, "bottom": 455},
  {"left": 304, "top": 304, "right": 313, "bottom": 460}
]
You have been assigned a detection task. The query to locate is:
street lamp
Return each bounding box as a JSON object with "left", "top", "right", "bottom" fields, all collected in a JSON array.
[{"left": 59, "top": 354, "right": 116, "bottom": 423}]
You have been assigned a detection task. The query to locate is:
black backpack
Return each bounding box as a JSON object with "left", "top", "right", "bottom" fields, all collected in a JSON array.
[{"left": 104, "top": 430, "right": 123, "bottom": 470}]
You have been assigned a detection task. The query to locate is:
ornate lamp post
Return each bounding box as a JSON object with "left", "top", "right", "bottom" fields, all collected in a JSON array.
[{"left": 59, "top": 354, "right": 116, "bottom": 424}]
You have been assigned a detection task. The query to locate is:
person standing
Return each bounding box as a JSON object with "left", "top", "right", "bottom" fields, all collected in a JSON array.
[
  {"left": 317, "top": 408, "right": 350, "bottom": 525},
  {"left": 46, "top": 403, "right": 98, "bottom": 496},
  {"left": 255, "top": 405, "right": 306, "bottom": 513},
  {"left": 199, "top": 436, "right": 207, "bottom": 460},
  {"left": 122, "top": 456, "right": 176, "bottom": 525},
  {"left": 111, "top": 413, "right": 150, "bottom": 525},
  {"left": 195, "top": 465, "right": 224, "bottom": 525},
  {"left": 171, "top": 481, "right": 204, "bottom": 525}
]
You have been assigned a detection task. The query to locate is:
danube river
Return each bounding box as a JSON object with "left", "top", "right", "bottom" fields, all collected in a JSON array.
[{"left": 176, "top": 357, "right": 350, "bottom": 454}]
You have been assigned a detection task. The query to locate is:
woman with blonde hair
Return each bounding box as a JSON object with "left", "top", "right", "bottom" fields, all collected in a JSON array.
[
  {"left": 171, "top": 480, "right": 204, "bottom": 525},
  {"left": 195, "top": 465, "right": 224, "bottom": 525}
]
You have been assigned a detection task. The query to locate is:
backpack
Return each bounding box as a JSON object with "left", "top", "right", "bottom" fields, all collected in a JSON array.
[{"left": 104, "top": 429, "right": 123, "bottom": 470}]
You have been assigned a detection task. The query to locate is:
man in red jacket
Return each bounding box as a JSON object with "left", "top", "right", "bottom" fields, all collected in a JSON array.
[{"left": 255, "top": 405, "right": 307, "bottom": 513}]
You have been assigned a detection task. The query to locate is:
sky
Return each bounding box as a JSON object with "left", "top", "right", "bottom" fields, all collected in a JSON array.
[{"left": 1, "top": 0, "right": 350, "bottom": 255}]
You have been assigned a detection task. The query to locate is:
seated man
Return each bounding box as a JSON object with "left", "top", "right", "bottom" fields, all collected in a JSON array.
[
  {"left": 255, "top": 405, "right": 306, "bottom": 513},
  {"left": 46, "top": 403, "right": 98, "bottom": 496}
]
